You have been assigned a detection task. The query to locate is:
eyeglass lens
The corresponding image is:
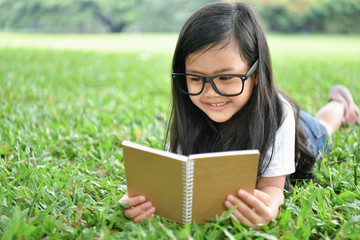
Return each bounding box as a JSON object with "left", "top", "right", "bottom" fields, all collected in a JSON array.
[{"left": 184, "top": 75, "right": 243, "bottom": 95}]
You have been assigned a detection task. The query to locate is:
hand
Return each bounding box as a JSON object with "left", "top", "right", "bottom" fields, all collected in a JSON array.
[
  {"left": 224, "top": 189, "right": 273, "bottom": 228},
  {"left": 119, "top": 193, "right": 156, "bottom": 223}
]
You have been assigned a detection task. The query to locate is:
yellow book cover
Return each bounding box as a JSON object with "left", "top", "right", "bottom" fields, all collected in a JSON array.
[{"left": 122, "top": 140, "right": 259, "bottom": 224}]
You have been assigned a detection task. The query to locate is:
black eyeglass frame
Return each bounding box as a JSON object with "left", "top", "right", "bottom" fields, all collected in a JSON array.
[{"left": 172, "top": 59, "right": 259, "bottom": 97}]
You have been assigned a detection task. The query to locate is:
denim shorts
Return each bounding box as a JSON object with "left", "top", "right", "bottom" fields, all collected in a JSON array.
[{"left": 299, "top": 111, "right": 332, "bottom": 160}]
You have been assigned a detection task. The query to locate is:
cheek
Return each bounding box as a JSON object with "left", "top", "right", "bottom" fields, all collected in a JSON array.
[
  {"left": 189, "top": 96, "right": 200, "bottom": 106},
  {"left": 245, "top": 78, "right": 255, "bottom": 96},
  {"left": 234, "top": 83, "right": 255, "bottom": 107},
  {"left": 189, "top": 95, "right": 206, "bottom": 112}
]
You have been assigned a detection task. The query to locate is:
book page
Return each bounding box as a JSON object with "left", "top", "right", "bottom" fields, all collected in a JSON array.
[
  {"left": 190, "top": 150, "right": 259, "bottom": 224},
  {"left": 122, "top": 141, "right": 187, "bottom": 224}
]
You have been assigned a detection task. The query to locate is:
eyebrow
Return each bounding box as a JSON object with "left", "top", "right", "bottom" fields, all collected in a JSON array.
[{"left": 186, "top": 67, "right": 236, "bottom": 75}]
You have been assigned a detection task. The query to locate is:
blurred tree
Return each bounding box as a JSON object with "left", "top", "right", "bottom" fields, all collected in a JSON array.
[
  {"left": 0, "top": 0, "right": 359, "bottom": 33},
  {"left": 75, "top": 0, "right": 141, "bottom": 32},
  {"left": 0, "top": 0, "right": 141, "bottom": 32},
  {"left": 250, "top": 0, "right": 360, "bottom": 33},
  {"left": 309, "top": 0, "right": 360, "bottom": 33},
  {"left": 137, "top": 0, "right": 217, "bottom": 32}
]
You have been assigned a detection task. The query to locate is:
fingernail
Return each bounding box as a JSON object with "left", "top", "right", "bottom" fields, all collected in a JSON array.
[
  {"left": 139, "top": 196, "right": 146, "bottom": 202},
  {"left": 144, "top": 201, "right": 152, "bottom": 208},
  {"left": 227, "top": 195, "right": 235, "bottom": 201},
  {"left": 118, "top": 201, "right": 129, "bottom": 208},
  {"left": 148, "top": 207, "right": 156, "bottom": 213},
  {"left": 238, "top": 190, "right": 245, "bottom": 197},
  {"left": 224, "top": 200, "right": 232, "bottom": 208}
]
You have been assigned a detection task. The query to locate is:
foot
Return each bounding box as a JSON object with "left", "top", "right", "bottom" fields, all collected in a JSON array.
[{"left": 328, "top": 85, "right": 360, "bottom": 124}]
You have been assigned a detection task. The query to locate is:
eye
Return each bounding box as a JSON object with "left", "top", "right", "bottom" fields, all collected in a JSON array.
[
  {"left": 218, "top": 76, "right": 233, "bottom": 81},
  {"left": 187, "top": 75, "right": 202, "bottom": 81}
]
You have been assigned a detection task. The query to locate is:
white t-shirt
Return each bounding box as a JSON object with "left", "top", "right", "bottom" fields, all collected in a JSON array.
[
  {"left": 261, "top": 97, "right": 296, "bottom": 177},
  {"left": 173, "top": 96, "right": 296, "bottom": 177}
]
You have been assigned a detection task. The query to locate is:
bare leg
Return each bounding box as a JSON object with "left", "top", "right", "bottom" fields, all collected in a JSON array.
[
  {"left": 317, "top": 85, "right": 360, "bottom": 135},
  {"left": 315, "top": 101, "right": 345, "bottom": 136}
]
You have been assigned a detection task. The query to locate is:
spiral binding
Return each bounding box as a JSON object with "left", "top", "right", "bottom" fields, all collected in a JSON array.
[{"left": 182, "top": 159, "right": 194, "bottom": 224}]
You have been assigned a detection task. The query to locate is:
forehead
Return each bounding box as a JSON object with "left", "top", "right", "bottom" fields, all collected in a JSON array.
[{"left": 185, "top": 39, "right": 248, "bottom": 73}]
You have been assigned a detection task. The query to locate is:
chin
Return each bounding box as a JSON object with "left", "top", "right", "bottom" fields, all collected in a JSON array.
[{"left": 209, "top": 116, "right": 232, "bottom": 123}]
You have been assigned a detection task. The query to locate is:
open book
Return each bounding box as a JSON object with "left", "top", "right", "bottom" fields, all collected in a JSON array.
[{"left": 122, "top": 140, "right": 259, "bottom": 224}]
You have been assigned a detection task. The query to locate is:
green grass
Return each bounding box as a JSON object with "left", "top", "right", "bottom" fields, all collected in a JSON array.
[
  {"left": 0, "top": 32, "right": 178, "bottom": 53},
  {"left": 0, "top": 33, "right": 360, "bottom": 239}
]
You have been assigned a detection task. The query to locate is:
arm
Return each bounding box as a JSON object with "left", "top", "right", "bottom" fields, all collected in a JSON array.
[
  {"left": 224, "top": 175, "right": 285, "bottom": 228},
  {"left": 256, "top": 176, "right": 285, "bottom": 218},
  {"left": 120, "top": 193, "right": 156, "bottom": 223}
]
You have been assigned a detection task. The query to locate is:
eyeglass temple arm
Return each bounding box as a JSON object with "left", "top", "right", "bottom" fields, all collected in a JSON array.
[{"left": 246, "top": 60, "right": 259, "bottom": 78}]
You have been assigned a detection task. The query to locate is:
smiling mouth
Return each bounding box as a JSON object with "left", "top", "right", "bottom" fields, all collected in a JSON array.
[{"left": 209, "top": 102, "right": 227, "bottom": 107}]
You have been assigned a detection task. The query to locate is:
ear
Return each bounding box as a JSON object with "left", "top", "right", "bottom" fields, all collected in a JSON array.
[{"left": 253, "top": 69, "right": 259, "bottom": 86}]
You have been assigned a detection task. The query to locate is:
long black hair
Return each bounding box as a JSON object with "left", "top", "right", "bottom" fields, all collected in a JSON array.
[{"left": 166, "top": 2, "right": 315, "bottom": 184}]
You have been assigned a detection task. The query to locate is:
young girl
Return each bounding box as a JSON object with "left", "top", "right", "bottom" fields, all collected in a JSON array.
[{"left": 120, "top": 2, "right": 359, "bottom": 227}]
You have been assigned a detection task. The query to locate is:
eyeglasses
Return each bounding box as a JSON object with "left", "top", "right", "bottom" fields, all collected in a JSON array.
[{"left": 172, "top": 60, "right": 258, "bottom": 97}]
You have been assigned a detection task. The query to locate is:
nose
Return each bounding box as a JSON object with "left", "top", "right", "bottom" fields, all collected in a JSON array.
[{"left": 202, "top": 82, "right": 219, "bottom": 97}]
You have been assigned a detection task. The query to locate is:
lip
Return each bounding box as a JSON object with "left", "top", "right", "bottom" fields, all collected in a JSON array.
[{"left": 206, "top": 101, "right": 229, "bottom": 111}]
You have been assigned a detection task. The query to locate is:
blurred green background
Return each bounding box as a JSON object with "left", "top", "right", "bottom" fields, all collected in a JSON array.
[
  {"left": 0, "top": 0, "right": 359, "bottom": 34},
  {"left": 1, "top": 0, "right": 360, "bottom": 239}
]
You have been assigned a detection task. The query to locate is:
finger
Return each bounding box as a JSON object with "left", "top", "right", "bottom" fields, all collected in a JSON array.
[
  {"left": 237, "top": 190, "right": 272, "bottom": 223},
  {"left": 133, "top": 206, "right": 156, "bottom": 223},
  {"left": 224, "top": 200, "right": 255, "bottom": 228},
  {"left": 237, "top": 190, "right": 266, "bottom": 210},
  {"left": 120, "top": 193, "right": 128, "bottom": 201},
  {"left": 119, "top": 201, "right": 130, "bottom": 208},
  {"left": 253, "top": 189, "right": 272, "bottom": 207},
  {"left": 124, "top": 201, "right": 154, "bottom": 219},
  {"left": 227, "top": 194, "right": 261, "bottom": 224},
  {"left": 123, "top": 195, "right": 147, "bottom": 208},
  {"left": 119, "top": 193, "right": 130, "bottom": 208}
]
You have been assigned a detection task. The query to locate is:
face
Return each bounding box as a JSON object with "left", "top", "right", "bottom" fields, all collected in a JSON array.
[{"left": 185, "top": 39, "right": 256, "bottom": 123}]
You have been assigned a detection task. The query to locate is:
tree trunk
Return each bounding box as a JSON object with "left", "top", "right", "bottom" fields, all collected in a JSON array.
[
  {"left": 110, "top": 23, "right": 126, "bottom": 33},
  {"left": 94, "top": 10, "right": 126, "bottom": 33}
]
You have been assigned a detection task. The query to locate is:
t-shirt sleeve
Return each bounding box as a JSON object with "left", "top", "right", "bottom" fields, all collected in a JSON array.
[{"left": 261, "top": 98, "right": 296, "bottom": 177}]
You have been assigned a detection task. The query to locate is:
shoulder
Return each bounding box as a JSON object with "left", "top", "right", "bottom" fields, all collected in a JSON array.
[
  {"left": 277, "top": 94, "right": 296, "bottom": 132},
  {"left": 261, "top": 94, "right": 296, "bottom": 177},
  {"left": 279, "top": 95, "right": 295, "bottom": 118}
]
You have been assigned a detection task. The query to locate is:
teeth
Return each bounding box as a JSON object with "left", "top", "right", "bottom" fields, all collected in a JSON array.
[{"left": 210, "top": 102, "right": 227, "bottom": 107}]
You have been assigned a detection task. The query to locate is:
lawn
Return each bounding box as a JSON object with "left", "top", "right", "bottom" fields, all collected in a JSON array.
[{"left": 0, "top": 33, "right": 359, "bottom": 239}]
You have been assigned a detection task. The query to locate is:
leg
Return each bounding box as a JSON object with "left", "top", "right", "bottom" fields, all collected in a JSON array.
[
  {"left": 316, "top": 85, "right": 359, "bottom": 136},
  {"left": 315, "top": 101, "right": 345, "bottom": 136}
]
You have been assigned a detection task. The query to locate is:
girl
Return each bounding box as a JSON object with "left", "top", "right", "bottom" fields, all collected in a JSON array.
[{"left": 120, "top": 2, "right": 359, "bottom": 227}]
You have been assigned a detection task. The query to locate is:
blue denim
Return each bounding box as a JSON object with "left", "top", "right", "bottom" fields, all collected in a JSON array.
[{"left": 299, "top": 111, "right": 332, "bottom": 160}]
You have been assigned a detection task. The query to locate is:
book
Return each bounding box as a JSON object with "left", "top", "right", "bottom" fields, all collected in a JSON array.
[{"left": 122, "top": 140, "right": 260, "bottom": 224}]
